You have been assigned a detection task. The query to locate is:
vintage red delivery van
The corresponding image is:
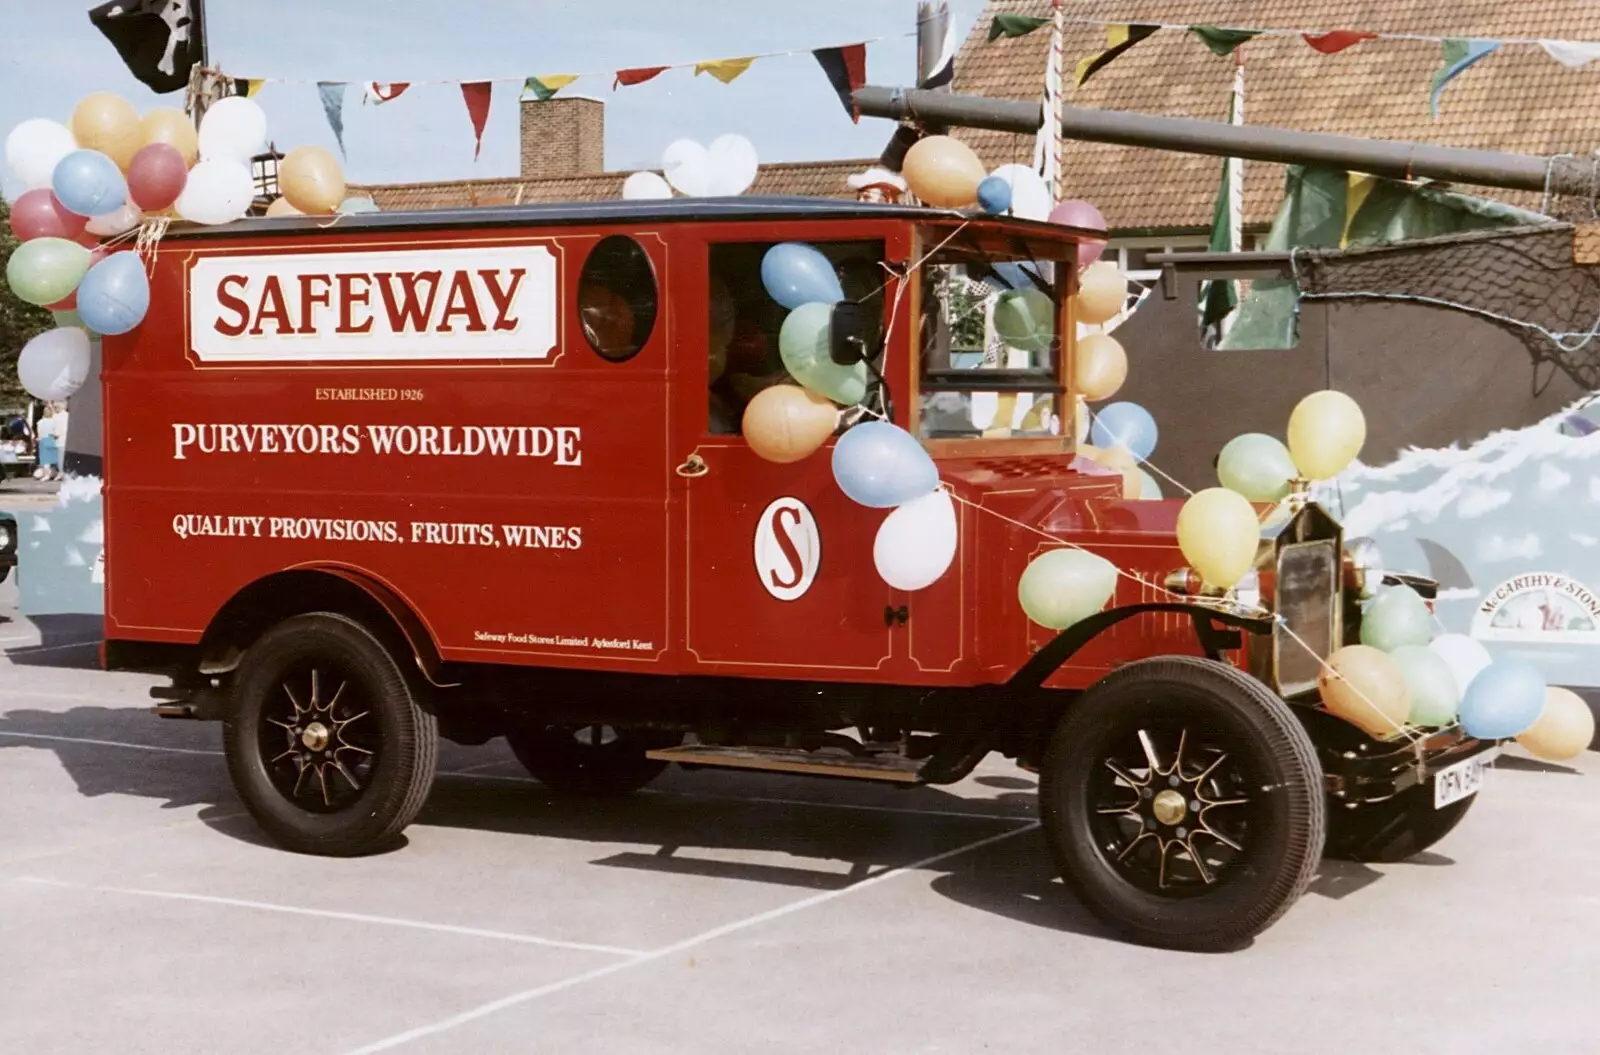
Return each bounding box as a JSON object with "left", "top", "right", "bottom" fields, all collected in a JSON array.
[{"left": 103, "top": 197, "right": 1493, "bottom": 950}]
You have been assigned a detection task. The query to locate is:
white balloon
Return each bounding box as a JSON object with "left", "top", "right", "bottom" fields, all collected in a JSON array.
[
  {"left": 705, "top": 133, "right": 759, "bottom": 196},
  {"left": 1428, "top": 634, "right": 1494, "bottom": 696},
  {"left": 85, "top": 201, "right": 144, "bottom": 236},
  {"left": 5, "top": 118, "right": 78, "bottom": 190},
  {"left": 989, "top": 163, "right": 1051, "bottom": 222},
  {"left": 197, "top": 96, "right": 268, "bottom": 163},
  {"left": 621, "top": 171, "right": 673, "bottom": 200},
  {"left": 175, "top": 158, "right": 256, "bottom": 225},
  {"left": 873, "top": 489, "right": 958, "bottom": 592},
  {"left": 661, "top": 138, "right": 712, "bottom": 197},
  {"left": 18, "top": 326, "right": 92, "bottom": 402}
]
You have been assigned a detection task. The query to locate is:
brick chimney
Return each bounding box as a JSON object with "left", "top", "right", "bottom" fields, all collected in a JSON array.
[{"left": 520, "top": 96, "right": 605, "bottom": 179}]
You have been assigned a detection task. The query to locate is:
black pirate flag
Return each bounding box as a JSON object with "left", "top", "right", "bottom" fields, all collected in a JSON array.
[{"left": 87, "top": 0, "right": 203, "bottom": 94}]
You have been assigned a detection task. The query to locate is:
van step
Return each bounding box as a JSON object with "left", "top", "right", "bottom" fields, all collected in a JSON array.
[{"left": 645, "top": 743, "right": 925, "bottom": 783}]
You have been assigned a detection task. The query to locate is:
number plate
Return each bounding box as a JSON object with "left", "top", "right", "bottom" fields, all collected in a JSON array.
[{"left": 1433, "top": 749, "right": 1497, "bottom": 810}]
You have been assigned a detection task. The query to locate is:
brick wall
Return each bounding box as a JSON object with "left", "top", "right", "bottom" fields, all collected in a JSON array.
[{"left": 520, "top": 97, "right": 604, "bottom": 180}]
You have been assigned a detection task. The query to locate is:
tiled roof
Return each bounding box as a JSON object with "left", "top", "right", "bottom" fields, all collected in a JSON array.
[{"left": 957, "top": 0, "right": 1600, "bottom": 231}]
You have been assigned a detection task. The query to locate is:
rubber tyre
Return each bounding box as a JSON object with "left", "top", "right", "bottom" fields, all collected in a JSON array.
[
  {"left": 223, "top": 612, "right": 438, "bottom": 857},
  {"left": 1324, "top": 784, "right": 1476, "bottom": 863},
  {"left": 507, "top": 725, "right": 677, "bottom": 797},
  {"left": 1039, "top": 656, "right": 1326, "bottom": 952}
]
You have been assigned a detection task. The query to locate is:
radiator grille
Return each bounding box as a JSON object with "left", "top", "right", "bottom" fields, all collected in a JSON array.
[{"left": 1275, "top": 540, "right": 1339, "bottom": 697}]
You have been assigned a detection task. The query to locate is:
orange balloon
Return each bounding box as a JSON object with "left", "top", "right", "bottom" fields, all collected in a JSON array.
[
  {"left": 265, "top": 197, "right": 303, "bottom": 217},
  {"left": 279, "top": 145, "right": 346, "bottom": 215},
  {"left": 1074, "top": 333, "right": 1128, "bottom": 403},
  {"left": 1092, "top": 443, "right": 1138, "bottom": 472},
  {"left": 140, "top": 108, "right": 199, "bottom": 167},
  {"left": 1517, "top": 686, "right": 1595, "bottom": 762},
  {"left": 1319, "top": 645, "right": 1412, "bottom": 741},
  {"left": 902, "top": 135, "right": 987, "bottom": 209},
  {"left": 72, "top": 92, "right": 143, "bottom": 170},
  {"left": 742, "top": 384, "right": 839, "bottom": 463},
  {"left": 1073, "top": 261, "right": 1129, "bottom": 326},
  {"left": 1117, "top": 466, "right": 1142, "bottom": 499}
]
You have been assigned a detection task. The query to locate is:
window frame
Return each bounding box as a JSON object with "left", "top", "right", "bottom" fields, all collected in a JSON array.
[{"left": 577, "top": 233, "right": 661, "bottom": 364}]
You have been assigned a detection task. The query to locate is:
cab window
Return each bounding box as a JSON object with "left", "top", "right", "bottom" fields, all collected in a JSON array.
[{"left": 579, "top": 235, "right": 659, "bottom": 363}]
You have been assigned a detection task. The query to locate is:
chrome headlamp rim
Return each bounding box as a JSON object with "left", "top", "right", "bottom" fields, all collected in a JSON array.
[{"left": 1346, "top": 536, "right": 1384, "bottom": 600}]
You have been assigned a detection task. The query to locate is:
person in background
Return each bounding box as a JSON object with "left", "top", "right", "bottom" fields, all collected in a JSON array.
[{"left": 33, "top": 403, "right": 62, "bottom": 481}]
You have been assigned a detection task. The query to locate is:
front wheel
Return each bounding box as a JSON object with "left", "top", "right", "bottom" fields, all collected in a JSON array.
[
  {"left": 506, "top": 725, "right": 679, "bottom": 797},
  {"left": 1039, "top": 657, "right": 1326, "bottom": 952}
]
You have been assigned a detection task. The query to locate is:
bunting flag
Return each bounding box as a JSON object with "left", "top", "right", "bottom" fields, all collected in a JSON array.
[
  {"left": 233, "top": 78, "right": 264, "bottom": 98},
  {"left": 1539, "top": 40, "right": 1600, "bottom": 68},
  {"left": 1431, "top": 38, "right": 1501, "bottom": 118},
  {"left": 989, "top": 13, "right": 1050, "bottom": 42},
  {"left": 694, "top": 57, "right": 756, "bottom": 84},
  {"left": 1074, "top": 24, "right": 1158, "bottom": 86},
  {"left": 87, "top": 0, "right": 202, "bottom": 95},
  {"left": 1192, "top": 26, "right": 1258, "bottom": 57},
  {"left": 922, "top": 10, "right": 958, "bottom": 90},
  {"left": 318, "top": 82, "right": 348, "bottom": 158},
  {"left": 1200, "top": 61, "right": 1244, "bottom": 335},
  {"left": 522, "top": 74, "right": 578, "bottom": 101},
  {"left": 363, "top": 82, "right": 411, "bottom": 104},
  {"left": 1033, "top": 4, "right": 1064, "bottom": 201},
  {"left": 813, "top": 44, "right": 867, "bottom": 123},
  {"left": 1302, "top": 30, "right": 1377, "bottom": 54},
  {"left": 1342, "top": 173, "right": 1379, "bottom": 248},
  {"left": 614, "top": 66, "right": 669, "bottom": 90},
  {"left": 460, "top": 81, "right": 492, "bottom": 160}
]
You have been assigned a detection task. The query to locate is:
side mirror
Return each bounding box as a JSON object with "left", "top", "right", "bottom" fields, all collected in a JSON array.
[{"left": 829, "top": 301, "right": 869, "bottom": 365}]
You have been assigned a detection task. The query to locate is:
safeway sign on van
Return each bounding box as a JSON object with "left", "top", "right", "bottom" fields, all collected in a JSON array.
[{"left": 189, "top": 246, "right": 558, "bottom": 363}]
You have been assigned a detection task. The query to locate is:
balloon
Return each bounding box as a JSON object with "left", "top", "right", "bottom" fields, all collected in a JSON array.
[
  {"left": 1320, "top": 645, "right": 1412, "bottom": 740},
  {"left": 140, "top": 107, "right": 199, "bottom": 166},
  {"left": 1216, "top": 433, "right": 1297, "bottom": 502},
  {"left": 75, "top": 251, "right": 150, "bottom": 335},
  {"left": 51, "top": 149, "right": 127, "bottom": 217},
  {"left": 1090, "top": 402, "right": 1158, "bottom": 461},
  {"left": 1390, "top": 646, "right": 1461, "bottom": 727},
  {"left": 265, "top": 197, "right": 303, "bottom": 217},
  {"left": 5, "top": 237, "right": 92, "bottom": 306},
  {"left": 741, "top": 384, "right": 839, "bottom": 463},
  {"left": 662, "top": 139, "right": 712, "bottom": 197},
  {"left": 1050, "top": 199, "right": 1109, "bottom": 266},
  {"left": 976, "top": 175, "right": 1012, "bottom": 215},
  {"left": 1073, "top": 333, "right": 1127, "bottom": 402},
  {"left": 831, "top": 421, "right": 939, "bottom": 508},
  {"left": 1518, "top": 687, "right": 1595, "bottom": 762},
  {"left": 51, "top": 308, "right": 85, "bottom": 329},
  {"left": 44, "top": 247, "right": 104, "bottom": 312},
  {"left": 874, "top": 489, "right": 958, "bottom": 591},
  {"left": 278, "top": 145, "right": 344, "bottom": 215},
  {"left": 1137, "top": 469, "right": 1163, "bottom": 500},
  {"left": 85, "top": 202, "right": 144, "bottom": 237},
  {"left": 1091, "top": 443, "right": 1138, "bottom": 471},
  {"left": 1428, "top": 634, "right": 1493, "bottom": 698},
  {"left": 1359, "top": 585, "right": 1434, "bottom": 652},
  {"left": 1287, "top": 389, "right": 1366, "bottom": 480},
  {"left": 337, "top": 196, "right": 380, "bottom": 214},
  {"left": 993, "top": 289, "right": 1053, "bottom": 353},
  {"left": 903, "top": 135, "right": 987, "bottom": 208},
  {"left": 69, "top": 92, "right": 141, "bottom": 170},
  {"left": 17, "top": 326, "right": 92, "bottom": 402},
  {"left": 761, "top": 243, "right": 844, "bottom": 310},
  {"left": 197, "top": 96, "right": 268, "bottom": 163},
  {"left": 127, "top": 143, "right": 188, "bottom": 211},
  {"left": 1018, "top": 548, "right": 1119, "bottom": 630},
  {"left": 987, "top": 164, "right": 1051, "bottom": 221},
  {"left": 622, "top": 171, "right": 673, "bottom": 200},
  {"left": 778, "top": 302, "right": 868, "bottom": 405},
  {"left": 5, "top": 118, "right": 78, "bottom": 190},
  {"left": 1176, "top": 487, "right": 1260, "bottom": 589},
  {"left": 1459, "top": 659, "right": 1547, "bottom": 740},
  {"left": 706, "top": 133, "right": 759, "bottom": 196},
  {"left": 175, "top": 158, "right": 257, "bottom": 225},
  {"left": 1073, "top": 260, "right": 1127, "bottom": 326},
  {"left": 8, "top": 188, "right": 88, "bottom": 241},
  {"left": 1073, "top": 397, "right": 1090, "bottom": 443}
]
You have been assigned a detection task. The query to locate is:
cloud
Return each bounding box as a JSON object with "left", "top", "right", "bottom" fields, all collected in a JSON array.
[
  {"left": 1541, "top": 462, "right": 1573, "bottom": 491},
  {"left": 1573, "top": 533, "right": 1599, "bottom": 548},
  {"left": 1478, "top": 533, "right": 1542, "bottom": 562},
  {"left": 1457, "top": 486, "right": 1512, "bottom": 519}
]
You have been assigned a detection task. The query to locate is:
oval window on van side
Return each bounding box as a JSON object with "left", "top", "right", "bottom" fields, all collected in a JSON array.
[{"left": 577, "top": 235, "right": 658, "bottom": 363}]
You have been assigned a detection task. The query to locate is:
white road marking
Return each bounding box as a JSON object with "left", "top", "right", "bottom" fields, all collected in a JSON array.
[
  {"left": 0, "top": 729, "right": 223, "bottom": 756},
  {"left": 2, "top": 639, "right": 99, "bottom": 656},
  {"left": 340, "top": 821, "right": 1040, "bottom": 1054}
]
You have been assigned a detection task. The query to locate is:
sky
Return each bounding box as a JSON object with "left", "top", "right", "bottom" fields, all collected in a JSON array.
[{"left": 1, "top": 0, "right": 990, "bottom": 198}]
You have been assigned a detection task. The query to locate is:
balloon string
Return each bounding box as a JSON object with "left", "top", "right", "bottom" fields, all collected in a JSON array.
[{"left": 1082, "top": 403, "right": 1195, "bottom": 497}]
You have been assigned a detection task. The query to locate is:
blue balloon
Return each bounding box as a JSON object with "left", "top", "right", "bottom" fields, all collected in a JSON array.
[
  {"left": 831, "top": 421, "right": 939, "bottom": 508},
  {"left": 52, "top": 149, "right": 127, "bottom": 218},
  {"left": 338, "top": 196, "right": 380, "bottom": 214},
  {"left": 976, "top": 175, "right": 1012, "bottom": 215},
  {"left": 1458, "top": 659, "right": 1547, "bottom": 740},
  {"left": 1090, "top": 402, "right": 1159, "bottom": 462},
  {"left": 761, "top": 243, "right": 844, "bottom": 311},
  {"left": 76, "top": 252, "right": 150, "bottom": 336}
]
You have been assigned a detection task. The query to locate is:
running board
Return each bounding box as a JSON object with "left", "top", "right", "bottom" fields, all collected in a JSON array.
[{"left": 645, "top": 744, "right": 926, "bottom": 783}]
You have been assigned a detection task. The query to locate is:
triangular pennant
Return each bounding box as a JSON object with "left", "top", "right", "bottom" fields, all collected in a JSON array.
[
  {"left": 1075, "top": 25, "right": 1158, "bottom": 87},
  {"left": 1303, "top": 30, "right": 1376, "bottom": 55},
  {"left": 460, "top": 81, "right": 492, "bottom": 160},
  {"left": 1342, "top": 173, "right": 1379, "bottom": 248},
  {"left": 523, "top": 74, "right": 578, "bottom": 101},
  {"left": 615, "top": 66, "right": 668, "bottom": 90},
  {"left": 1431, "top": 39, "right": 1500, "bottom": 118},
  {"left": 813, "top": 44, "right": 868, "bottom": 123},
  {"left": 233, "top": 78, "right": 264, "bottom": 98},
  {"left": 988, "top": 13, "right": 1049, "bottom": 42},
  {"left": 363, "top": 82, "right": 410, "bottom": 105},
  {"left": 694, "top": 57, "right": 756, "bottom": 84},
  {"left": 1191, "top": 26, "right": 1259, "bottom": 57},
  {"left": 1539, "top": 40, "right": 1600, "bottom": 68},
  {"left": 318, "top": 82, "right": 348, "bottom": 158}
]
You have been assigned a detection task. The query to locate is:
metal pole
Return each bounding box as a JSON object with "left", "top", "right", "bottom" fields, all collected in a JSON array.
[
  {"left": 854, "top": 86, "right": 1596, "bottom": 197},
  {"left": 879, "top": 4, "right": 951, "bottom": 172}
]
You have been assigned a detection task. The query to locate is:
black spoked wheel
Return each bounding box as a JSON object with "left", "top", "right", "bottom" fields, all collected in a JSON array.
[
  {"left": 506, "top": 724, "right": 680, "bottom": 797},
  {"left": 1040, "top": 657, "right": 1325, "bottom": 952},
  {"left": 223, "top": 613, "right": 438, "bottom": 856},
  {"left": 1325, "top": 783, "right": 1477, "bottom": 863}
]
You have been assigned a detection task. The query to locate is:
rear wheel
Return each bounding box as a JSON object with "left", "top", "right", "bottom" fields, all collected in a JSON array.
[
  {"left": 1039, "top": 657, "right": 1325, "bottom": 952},
  {"left": 506, "top": 724, "right": 679, "bottom": 797},
  {"left": 1325, "top": 784, "right": 1476, "bottom": 862}
]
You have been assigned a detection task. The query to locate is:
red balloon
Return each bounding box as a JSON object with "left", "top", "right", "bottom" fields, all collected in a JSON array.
[
  {"left": 8, "top": 187, "right": 89, "bottom": 241},
  {"left": 1049, "top": 199, "right": 1109, "bottom": 266},
  {"left": 127, "top": 142, "right": 188, "bottom": 211}
]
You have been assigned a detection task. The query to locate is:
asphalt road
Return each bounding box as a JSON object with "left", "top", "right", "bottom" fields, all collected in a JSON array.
[{"left": 2, "top": 571, "right": 1596, "bottom": 1054}]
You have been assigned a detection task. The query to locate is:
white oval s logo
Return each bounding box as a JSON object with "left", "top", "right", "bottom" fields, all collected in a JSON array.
[{"left": 753, "top": 497, "right": 821, "bottom": 601}]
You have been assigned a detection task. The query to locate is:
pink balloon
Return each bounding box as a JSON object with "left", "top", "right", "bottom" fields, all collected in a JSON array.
[
  {"left": 127, "top": 142, "right": 188, "bottom": 211},
  {"left": 8, "top": 187, "right": 89, "bottom": 241},
  {"left": 1049, "top": 199, "right": 1109, "bottom": 266}
]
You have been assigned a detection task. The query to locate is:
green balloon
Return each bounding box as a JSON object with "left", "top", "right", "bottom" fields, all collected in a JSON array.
[
  {"left": 1217, "top": 432, "right": 1297, "bottom": 502},
  {"left": 778, "top": 302, "right": 869, "bottom": 406},
  {"left": 5, "top": 237, "right": 91, "bottom": 307},
  {"left": 1138, "top": 469, "right": 1162, "bottom": 500},
  {"left": 51, "top": 308, "right": 86, "bottom": 329},
  {"left": 1018, "top": 548, "right": 1118, "bottom": 630},
  {"left": 1391, "top": 645, "right": 1460, "bottom": 727},
  {"left": 993, "top": 289, "right": 1054, "bottom": 353},
  {"left": 1360, "top": 585, "right": 1434, "bottom": 652}
]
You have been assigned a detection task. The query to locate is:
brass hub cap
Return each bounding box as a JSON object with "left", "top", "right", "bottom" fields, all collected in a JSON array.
[
  {"left": 1151, "top": 789, "right": 1188, "bottom": 826},
  {"left": 301, "top": 721, "right": 331, "bottom": 752},
  {"left": 262, "top": 667, "right": 375, "bottom": 811}
]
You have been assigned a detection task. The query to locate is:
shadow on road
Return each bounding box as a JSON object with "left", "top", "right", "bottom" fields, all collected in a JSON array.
[{"left": 1, "top": 614, "right": 101, "bottom": 669}]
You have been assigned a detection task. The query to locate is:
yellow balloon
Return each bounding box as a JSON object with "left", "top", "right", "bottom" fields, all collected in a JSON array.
[
  {"left": 1073, "top": 333, "right": 1127, "bottom": 402},
  {"left": 1287, "top": 390, "right": 1366, "bottom": 480},
  {"left": 1073, "top": 261, "right": 1128, "bottom": 326},
  {"left": 279, "top": 145, "right": 346, "bottom": 215},
  {"left": 1092, "top": 443, "right": 1137, "bottom": 471},
  {"left": 140, "top": 107, "right": 199, "bottom": 167},
  {"left": 1074, "top": 397, "right": 1090, "bottom": 443},
  {"left": 1175, "top": 487, "right": 1260, "bottom": 589},
  {"left": 902, "top": 135, "right": 987, "bottom": 208},
  {"left": 72, "top": 91, "right": 143, "bottom": 170},
  {"left": 264, "top": 197, "right": 303, "bottom": 217},
  {"left": 1320, "top": 645, "right": 1412, "bottom": 740},
  {"left": 1517, "top": 686, "right": 1595, "bottom": 762},
  {"left": 741, "top": 384, "right": 839, "bottom": 463},
  {"left": 1117, "top": 466, "right": 1141, "bottom": 499}
]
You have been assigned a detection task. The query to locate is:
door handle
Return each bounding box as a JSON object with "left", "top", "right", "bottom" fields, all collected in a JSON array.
[{"left": 675, "top": 453, "right": 709, "bottom": 478}]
